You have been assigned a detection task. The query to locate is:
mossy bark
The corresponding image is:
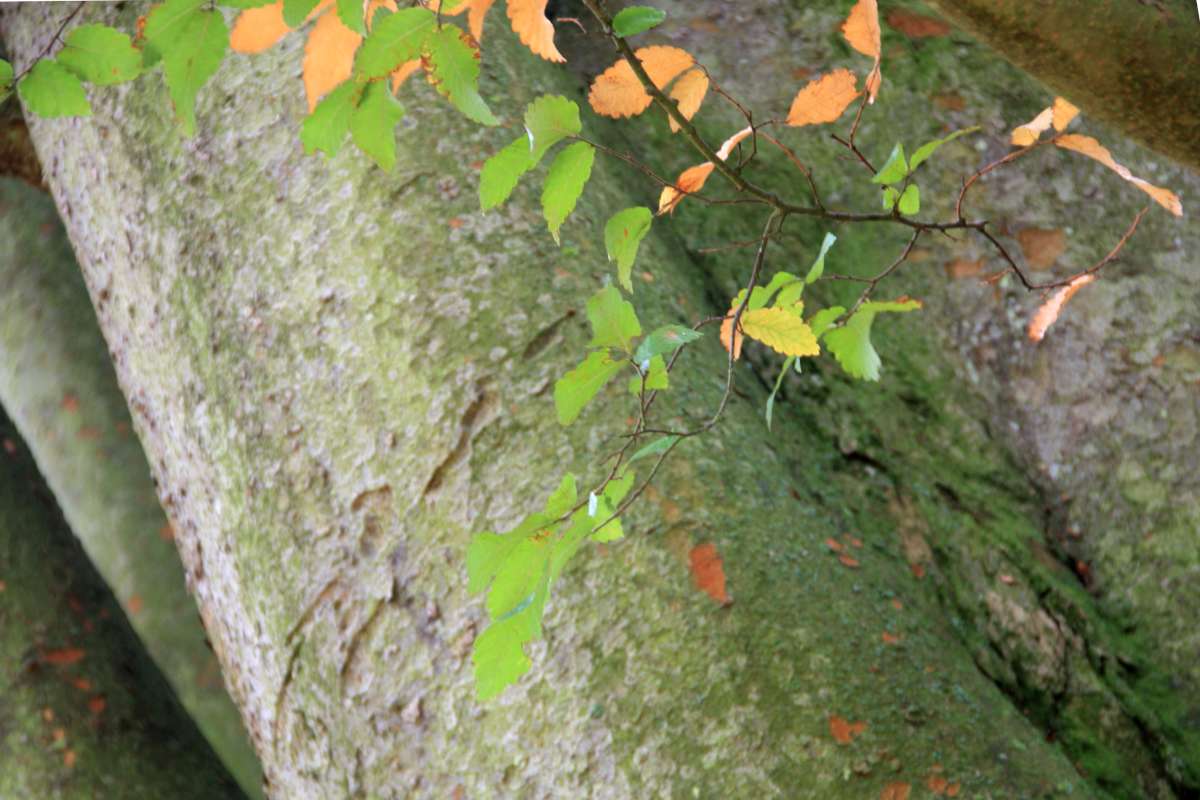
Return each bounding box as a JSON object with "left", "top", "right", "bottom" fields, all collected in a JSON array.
[
  {"left": 0, "top": 177, "right": 264, "bottom": 796},
  {"left": 5, "top": 1, "right": 1197, "bottom": 798},
  {"left": 0, "top": 408, "right": 244, "bottom": 799}
]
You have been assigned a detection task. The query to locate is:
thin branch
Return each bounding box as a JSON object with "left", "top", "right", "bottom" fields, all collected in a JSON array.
[{"left": 14, "top": 2, "right": 85, "bottom": 83}]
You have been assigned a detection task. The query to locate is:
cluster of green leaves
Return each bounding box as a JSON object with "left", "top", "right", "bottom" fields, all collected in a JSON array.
[
  {"left": 873, "top": 126, "right": 979, "bottom": 213},
  {"left": 468, "top": 470, "right": 633, "bottom": 700},
  {"left": 304, "top": 6, "right": 498, "bottom": 170}
]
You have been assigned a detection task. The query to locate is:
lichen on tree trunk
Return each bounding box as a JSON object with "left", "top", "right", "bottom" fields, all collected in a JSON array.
[
  {"left": 5, "top": 1, "right": 1197, "bottom": 798},
  {"left": 0, "top": 177, "right": 264, "bottom": 797},
  {"left": 0, "top": 409, "right": 244, "bottom": 799}
]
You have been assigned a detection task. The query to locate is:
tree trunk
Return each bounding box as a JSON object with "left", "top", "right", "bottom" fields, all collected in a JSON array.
[
  {"left": 921, "top": 0, "right": 1200, "bottom": 172},
  {"left": 0, "top": 177, "right": 264, "bottom": 796},
  {"left": 0, "top": 408, "right": 244, "bottom": 798},
  {"left": 5, "top": 1, "right": 1198, "bottom": 797}
]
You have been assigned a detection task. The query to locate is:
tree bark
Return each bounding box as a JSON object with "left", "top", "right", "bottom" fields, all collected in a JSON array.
[
  {"left": 5, "top": 1, "right": 1198, "bottom": 797},
  {"left": 0, "top": 408, "right": 244, "bottom": 798},
  {"left": 921, "top": 0, "right": 1200, "bottom": 172},
  {"left": 0, "top": 177, "right": 264, "bottom": 796}
]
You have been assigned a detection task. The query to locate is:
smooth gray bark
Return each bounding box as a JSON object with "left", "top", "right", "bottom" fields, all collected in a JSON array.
[
  {"left": 0, "top": 408, "right": 244, "bottom": 799},
  {"left": 0, "top": 177, "right": 264, "bottom": 796}
]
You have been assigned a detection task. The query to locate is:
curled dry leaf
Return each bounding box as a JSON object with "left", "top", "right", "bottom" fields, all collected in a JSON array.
[
  {"left": 1027, "top": 273, "right": 1095, "bottom": 342},
  {"left": 589, "top": 45, "right": 695, "bottom": 118},
  {"left": 842, "top": 0, "right": 881, "bottom": 102},
  {"left": 786, "top": 68, "right": 859, "bottom": 127},
  {"left": 689, "top": 542, "right": 731, "bottom": 605},
  {"left": 1055, "top": 134, "right": 1183, "bottom": 216},
  {"left": 658, "top": 125, "right": 753, "bottom": 214},
  {"left": 667, "top": 67, "right": 709, "bottom": 132},
  {"left": 1011, "top": 106, "right": 1053, "bottom": 147},
  {"left": 508, "top": 0, "right": 563, "bottom": 62}
]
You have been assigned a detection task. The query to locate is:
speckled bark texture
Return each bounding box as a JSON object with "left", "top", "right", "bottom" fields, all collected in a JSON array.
[
  {"left": 0, "top": 177, "right": 264, "bottom": 796},
  {"left": 922, "top": 0, "right": 1200, "bottom": 172},
  {"left": 4, "top": 0, "right": 1197, "bottom": 798},
  {"left": 0, "top": 410, "right": 244, "bottom": 799}
]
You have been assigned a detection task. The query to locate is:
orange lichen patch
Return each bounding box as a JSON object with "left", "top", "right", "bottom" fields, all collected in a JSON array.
[
  {"left": 126, "top": 594, "right": 143, "bottom": 615},
  {"left": 88, "top": 695, "right": 106, "bottom": 715},
  {"left": 61, "top": 393, "right": 80, "bottom": 412},
  {"left": 42, "top": 648, "right": 85, "bottom": 666},
  {"left": 891, "top": 598, "right": 903, "bottom": 610},
  {"left": 63, "top": 750, "right": 77, "bottom": 768},
  {"left": 910, "top": 563, "right": 925, "bottom": 579},
  {"left": 786, "top": 69, "right": 859, "bottom": 127},
  {"left": 689, "top": 543, "right": 731, "bottom": 605},
  {"left": 848, "top": 536, "right": 863, "bottom": 548},
  {"left": 1027, "top": 273, "right": 1095, "bottom": 342},
  {"left": 886, "top": 8, "right": 949, "bottom": 37},
  {"left": 881, "top": 782, "right": 911, "bottom": 800},
  {"left": 158, "top": 523, "right": 175, "bottom": 541},
  {"left": 829, "top": 714, "right": 867, "bottom": 744},
  {"left": 71, "top": 677, "right": 92, "bottom": 692},
  {"left": 0, "top": 579, "right": 6, "bottom": 592},
  {"left": 1016, "top": 227, "right": 1067, "bottom": 270},
  {"left": 882, "top": 631, "right": 901, "bottom": 644},
  {"left": 839, "top": 554, "right": 861, "bottom": 569},
  {"left": 825, "top": 537, "right": 844, "bottom": 552}
]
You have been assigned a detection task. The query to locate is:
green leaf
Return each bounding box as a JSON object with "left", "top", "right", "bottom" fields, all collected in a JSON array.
[
  {"left": 542, "top": 141, "right": 595, "bottom": 243},
  {"left": 467, "top": 513, "right": 548, "bottom": 594},
  {"left": 283, "top": 0, "right": 322, "bottom": 26},
  {"left": 0, "top": 59, "right": 13, "bottom": 93},
  {"left": 17, "top": 60, "right": 90, "bottom": 117},
  {"left": 758, "top": 271, "right": 798, "bottom": 306},
  {"left": 350, "top": 80, "right": 405, "bottom": 170},
  {"left": 604, "top": 469, "right": 636, "bottom": 506},
  {"left": 549, "top": 510, "right": 593, "bottom": 581},
  {"left": 808, "top": 306, "right": 845, "bottom": 339},
  {"left": 871, "top": 142, "right": 908, "bottom": 185},
  {"left": 804, "top": 231, "right": 837, "bottom": 284},
  {"left": 611, "top": 6, "right": 667, "bottom": 36},
  {"left": 159, "top": 8, "right": 228, "bottom": 135},
  {"left": 337, "top": 0, "right": 366, "bottom": 34},
  {"left": 473, "top": 587, "right": 541, "bottom": 700},
  {"left": 604, "top": 207, "right": 652, "bottom": 292},
  {"left": 909, "top": 125, "right": 981, "bottom": 171},
  {"left": 881, "top": 185, "right": 900, "bottom": 211},
  {"left": 634, "top": 324, "right": 701, "bottom": 363},
  {"left": 142, "top": 0, "right": 207, "bottom": 67},
  {"left": 424, "top": 25, "right": 498, "bottom": 126},
  {"left": 543, "top": 473, "right": 578, "bottom": 518},
  {"left": 217, "top": 0, "right": 277, "bottom": 8},
  {"left": 589, "top": 495, "right": 624, "bottom": 542},
  {"left": 554, "top": 350, "right": 624, "bottom": 425},
  {"left": 629, "top": 435, "right": 677, "bottom": 463},
  {"left": 629, "top": 354, "right": 667, "bottom": 394},
  {"left": 486, "top": 538, "right": 550, "bottom": 618},
  {"left": 524, "top": 94, "right": 581, "bottom": 163},
  {"left": 355, "top": 7, "right": 436, "bottom": 78},
  {"left": 57, "top": 25, "right": 142, "bottom": 86},
  {"left": 897, "top": 184, "right": 920, "bottom": 215},
  {"left": 480, "top": 136, "right": 536, "bottom": 211},
  {"left": 587, "top": 285, "right": 642, "bottom": 351},
  {"left": 823, "top": 298, "right": 921, "bottom": 381},
  {"left": 774, "top": 280, "right": 805, "bottom": 310},
  {"left": 301, "top": 81, "right": 358, "bottom": 157},
  {"left": 765, "top": 356, "right": 795, "bottom": 431}
]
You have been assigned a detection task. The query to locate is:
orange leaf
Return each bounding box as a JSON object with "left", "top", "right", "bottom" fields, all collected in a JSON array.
[
  {"left": 303, "top": 6, "right": 364, "bottom": 112},
  {"left": 1027, "top": 273, "right": 1095, "bottom": 342},
  {"left": 1011, "top": 106, "right": 1053, "bottom": 147},
  {"left": 689, "top": 542, "right": 731, "bottom": 605},
  {"left": 667, "top": 67, "right": 709, "bottom": 132},
  {"left": 43, "top": 648, "right": 85, "bottom": 666},
  {"left": 88, "top": 695, "right": 107, "bottom": 715},
  {"left": 1055, "top": 134, "right": 1183, "bottom": 216},
  {"left": 390, "top": 59, "right": 422, "bottom": 92},
  {"left": 946, "top": 783, "right": 961, "bottom": 797},
  {"left": 467, "top": 0, "right": 496, "bottom": 42},
  {"left": 891, "top": 598, "right": 903, "bottom": 610},
  {"left": 507, "top": 0, "right": 563, "bottom": 62},
  {"left": 230, "top": 1, "right": 291, "bottom": 54},
  {"left": 927, "top": 775, "right": 949, "bottom": 795},
  {"left": 882, "top": 631, "right": 900, "bottom": 644},
  {"left": 786, "top": 69, "right": 859, "bottom": 127},
  {"left": 880, "top": 782, "right": 911, "bottom": 800},
  {"left": 1052, "top": 96, "right": 1079, "bottom": 132},
  {"left": 659, "top": 125, "right": 752, "bottom": 215},
  {"left": 829, "top": 714, "right": 866, "bottom": 744},
  {"left": 842, "top": 0, "right": 880, "bottom": 59},
  {"left": 825, "top": 537, "right": 844, "bottom": 552},
  {"left": 838, "top": 554, "right": 860, "bottom": 569},
  {"left": 589, "top": 46, "right": 695, "bottom": 118},
  {"left": 842, "top": 0, "right": 881, "bottom": 102}
]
